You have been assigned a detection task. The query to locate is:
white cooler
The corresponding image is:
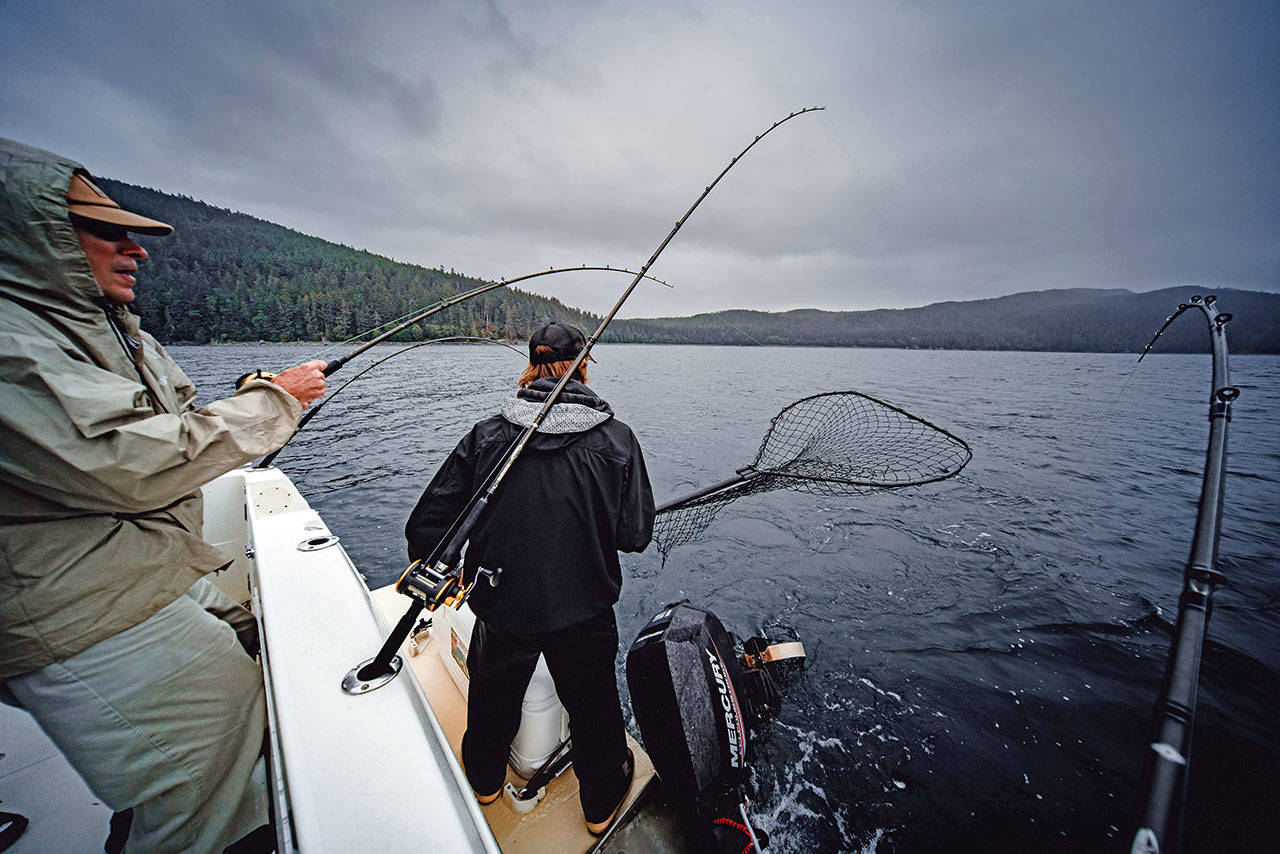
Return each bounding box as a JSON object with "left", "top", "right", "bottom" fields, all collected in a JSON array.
[{"left": 435, "top": 602, "right": 571, "bottom": 779}]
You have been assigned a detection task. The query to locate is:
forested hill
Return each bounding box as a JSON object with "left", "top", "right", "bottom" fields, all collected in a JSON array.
[
  {"left": 103, "top": 178, "right": 1278, "bottom": 353},
  {"left": 100, "top": 179, "right": 601, "bottom": 344},
  {"left": 608, "top": 287, "right": 1280, "bottom": 353}
]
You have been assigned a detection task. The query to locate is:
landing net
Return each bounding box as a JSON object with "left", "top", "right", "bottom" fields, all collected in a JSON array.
[{"left": 652, "top": 391, "right": 972, "bottom": 557}]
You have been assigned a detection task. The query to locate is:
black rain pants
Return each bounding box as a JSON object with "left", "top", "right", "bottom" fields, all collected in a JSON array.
[{"left": 461, "top": 607, "right": 631, "bottom": 822}]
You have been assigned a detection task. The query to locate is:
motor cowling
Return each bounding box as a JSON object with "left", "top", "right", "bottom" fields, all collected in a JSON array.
[
  {"left": 626, "top": 602, "right": 749, "bottom": 797},
  {"left": 626, "top": 602, "right": 805, "bottom": 852}
]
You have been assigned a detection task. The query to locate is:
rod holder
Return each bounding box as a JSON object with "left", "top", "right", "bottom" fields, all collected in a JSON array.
[{"left": 341, "top": 654, "right": 403, "bottom": 695}]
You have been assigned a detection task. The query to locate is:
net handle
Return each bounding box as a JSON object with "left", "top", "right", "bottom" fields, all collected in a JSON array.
[{"left": 656, "top": 468, "right": 758, "bottom": 514}]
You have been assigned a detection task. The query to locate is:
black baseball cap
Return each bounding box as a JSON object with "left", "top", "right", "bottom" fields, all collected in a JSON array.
[{"left": 529, "top": 321, "right": 593, "bottom": 365}]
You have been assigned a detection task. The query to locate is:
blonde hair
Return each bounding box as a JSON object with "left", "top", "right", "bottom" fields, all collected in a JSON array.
[{"left": 518, "top": 346, "right": 589, "bottom": 388}]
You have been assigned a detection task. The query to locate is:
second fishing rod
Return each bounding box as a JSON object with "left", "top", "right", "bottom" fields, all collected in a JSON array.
[
  {"left": 354, "top": 106, "right": 826, "bottom": 682},
  {"left": 237, "top": 264, "right": 670, "bottom": 391},
  {"left": 250, "top": 266, "right": 672, "bottom": 468}
]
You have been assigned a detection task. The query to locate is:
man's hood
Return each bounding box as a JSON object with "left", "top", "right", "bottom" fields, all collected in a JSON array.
[
  {"left": 0, "top": 137, "right": 104, "bottom": 323},
  {"left": 501, "top": 377, "right": 613, "bottom": 434}
]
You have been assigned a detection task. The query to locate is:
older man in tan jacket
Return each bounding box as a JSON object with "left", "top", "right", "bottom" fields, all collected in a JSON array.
[{"left": 0, "top": 137, "right": 324, "bottom": 852}]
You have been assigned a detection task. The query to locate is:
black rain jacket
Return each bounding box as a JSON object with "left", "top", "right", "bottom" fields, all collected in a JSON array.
[{"left": 404, "top": 378, "right": 654, "bottom": 633}]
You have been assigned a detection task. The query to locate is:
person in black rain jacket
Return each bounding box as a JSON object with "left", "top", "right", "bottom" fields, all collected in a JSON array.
[{"left": 405, "top": 321, "right": 654, "bottom": 835}]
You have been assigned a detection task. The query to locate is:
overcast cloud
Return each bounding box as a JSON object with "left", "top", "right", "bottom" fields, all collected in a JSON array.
[{"left": 2, "top": 0, "right": 1276, "bottom": 317}]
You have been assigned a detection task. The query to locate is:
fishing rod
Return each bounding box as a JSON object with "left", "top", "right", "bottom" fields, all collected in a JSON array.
[
  {"left": 319, "top": 266, "right": 672, "bottom": 375},
  {"left": 1128, "top": 294, "right": 1239, "bottom": 854},
  {"left": 237, "top": 265, "right": 672, "bottom": 386},
  {"left": 255, "top": 336, "right": 525, "bottom": 469},
  {"left": 348, "top": 106, "right": 826, "bottom": 687},
  {"left": 243, "top": 266, "right": 669, "bottom": 469}
]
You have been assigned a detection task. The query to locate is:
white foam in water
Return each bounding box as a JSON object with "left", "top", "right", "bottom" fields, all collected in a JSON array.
[
  {"left": 751, "top": 721, "right": 855, "bottom": 845},
  {"left": 860, "top": 828, "right": 887, "bottom": 853},
  {"left": 858, "top": 676, "right": 904, "bottom": 704},
  {"left": 936, "top": 523, "right": 999, "bottom": 552}
]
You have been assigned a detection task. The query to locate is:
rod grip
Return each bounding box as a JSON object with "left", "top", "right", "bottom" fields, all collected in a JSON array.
[
  {"left": 363, "top": 599, "right": 425, "bottom": 677},
  {"left": 439, "top": 494, "right": 490, "bottom": 568}
]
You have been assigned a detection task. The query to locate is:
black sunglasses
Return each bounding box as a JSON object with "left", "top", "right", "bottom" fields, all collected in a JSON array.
[{"left": 70, "top": 215, "right": 130, "bottom": 243}]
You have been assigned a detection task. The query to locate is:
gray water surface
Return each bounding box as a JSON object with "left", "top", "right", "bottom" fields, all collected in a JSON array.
[{"left": 173, "top": 342, "right": 1280, "bottom": 853}]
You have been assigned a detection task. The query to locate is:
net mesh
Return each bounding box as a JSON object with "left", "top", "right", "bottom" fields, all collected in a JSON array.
[{"left": 652, "top": 391, "right": 972, "bottom": 557}]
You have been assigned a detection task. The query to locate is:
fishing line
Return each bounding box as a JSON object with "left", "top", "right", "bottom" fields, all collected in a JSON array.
[
  {"left": 245, "top": 266, "right": 674, "bottom": 461},
  {"left": 711, "top": 311, "right": 767, "bottom": 346},
  {"left": 825, "top": 113, "right": 929, "bottom": 310},
  {"left": 306, "top": 305, "right": 449, "bottom": 363},
  {"left": 310, "top": 265, "right": 674, "bottom": 364},
  {"left": 1075, "top": 297, "right": 1215, "bottom": 477},
  {"left": 1074, "top": 348, "right": 1151, "bottom": 456},
  {"left": 257, "top": 335, "right": 525, "bottom": 468}
]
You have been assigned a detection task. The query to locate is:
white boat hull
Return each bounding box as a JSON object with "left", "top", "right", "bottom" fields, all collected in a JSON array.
[
  {"left": 2, "top": 466, "right": 668, "bottom": 852},
  {"left": 212, "top": 466, "right": 502, "bottom": 853}
]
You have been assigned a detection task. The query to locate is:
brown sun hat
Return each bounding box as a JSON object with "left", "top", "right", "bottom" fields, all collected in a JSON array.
[{"left": 66, "top": 172, "right": 173, "bottom": 235}]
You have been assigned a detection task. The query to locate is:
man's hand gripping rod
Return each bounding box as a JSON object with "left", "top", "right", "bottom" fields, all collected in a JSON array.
[{"left": 350, "top": 107, "right": 826, "bottom": 689}]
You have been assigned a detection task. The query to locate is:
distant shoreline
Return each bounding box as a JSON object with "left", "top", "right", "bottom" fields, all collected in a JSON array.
[
  {"left": 162, "top": 340, "right": 1280, "bottom": 356},
  {"left": 101, "top": 178, "right": 1278, "bottom": 355}
]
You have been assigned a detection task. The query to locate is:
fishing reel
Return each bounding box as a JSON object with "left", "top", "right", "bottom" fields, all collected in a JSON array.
[
  {"left": 342, "top": 561, "right": 502, "bottom": 695},
  {"left": 233, "top": 369, "right": 277, "bottom": 389},
  {"left": 396, "top": 559, "right": 501, "bottom": 613}
]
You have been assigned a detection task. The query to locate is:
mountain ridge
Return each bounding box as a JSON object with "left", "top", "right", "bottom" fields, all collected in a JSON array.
[
  {"left": 606, "top": 285, "right": 1278, "bottom": 353},
  {"left": 100, "top": 179, "right": 1280, "bottom": 353}
]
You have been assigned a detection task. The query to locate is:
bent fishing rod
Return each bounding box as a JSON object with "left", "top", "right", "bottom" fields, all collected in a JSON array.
[
  {"left": 349, "top": 106, "right": 826, "bottom": 685},
  {"left": 237, "top": 264, "right": 671, "bottom": 384},
  {"left": 1128, "top": 294, "right": 1239, "bottom": 854},
  {"left": 243, "top": 265, "right": 670, "bottom": 463}
]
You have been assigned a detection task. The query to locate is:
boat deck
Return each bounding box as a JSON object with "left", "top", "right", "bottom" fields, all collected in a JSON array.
[
  {"left": 0, "top": 466, "right": 684, "bottom": 853},
  {"left": 0, "top": 704, "right": 112, "bottom": 852},
  {"left": 368, "top": 585, "right": 661, "bottom": 853}
]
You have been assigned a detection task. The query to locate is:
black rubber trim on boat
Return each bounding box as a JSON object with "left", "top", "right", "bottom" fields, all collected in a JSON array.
[{"left": 0, "top": 811, "right": 29, "bottom": 852}]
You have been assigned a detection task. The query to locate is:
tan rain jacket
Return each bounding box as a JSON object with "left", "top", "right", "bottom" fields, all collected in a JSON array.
[{"left": 0, "top": 137, "right": 302, "bottom": 678}]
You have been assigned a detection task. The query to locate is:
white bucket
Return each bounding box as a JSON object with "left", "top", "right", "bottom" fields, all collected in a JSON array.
[{"left": 435, "top": 603, "right": 570, "bottom": 779}]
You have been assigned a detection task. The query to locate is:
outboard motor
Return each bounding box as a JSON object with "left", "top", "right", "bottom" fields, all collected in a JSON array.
[{"left": 626, "top": 602, "right": 804, "bottom": 852}]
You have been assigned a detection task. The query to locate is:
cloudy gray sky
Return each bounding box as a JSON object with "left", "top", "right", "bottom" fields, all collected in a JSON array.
[{"left": 2, "top": 0, "right": 1276, "bottom": 317}]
